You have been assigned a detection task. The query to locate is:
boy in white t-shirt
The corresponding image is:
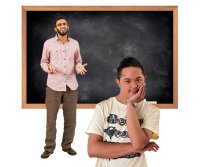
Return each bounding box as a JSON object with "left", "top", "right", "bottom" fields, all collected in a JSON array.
[{"left": 86, "top": 57, "right": 160, "bottom": 167}]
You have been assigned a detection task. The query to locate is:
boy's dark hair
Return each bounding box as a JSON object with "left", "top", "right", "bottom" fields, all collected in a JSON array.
[
  {"left": 54, "top": 17, "right": 68, "bottom": 27},
  {"left": 117, "top": 57, "right": 145, "bottom": 79}
]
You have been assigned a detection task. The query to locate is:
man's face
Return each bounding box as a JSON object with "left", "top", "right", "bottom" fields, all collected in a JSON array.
[
  {"left": 55, "top": 19, "right": 69, "bottom": 36},
  {"left": 116, "top": 67, "right": 146, "bottom": 99}
]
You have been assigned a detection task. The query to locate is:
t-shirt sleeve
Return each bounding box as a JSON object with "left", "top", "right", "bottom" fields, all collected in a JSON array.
[
  {"left": 141, "top": 108, "right": 160, "bottom": 140},
  {"left": 86, "top": 104, "right": 105, "bottom": 137}
]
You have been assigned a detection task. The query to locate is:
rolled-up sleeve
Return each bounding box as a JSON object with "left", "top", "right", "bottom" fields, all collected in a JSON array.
[{"left": 74, "top": 42, "right": 82, "bottom": 73}]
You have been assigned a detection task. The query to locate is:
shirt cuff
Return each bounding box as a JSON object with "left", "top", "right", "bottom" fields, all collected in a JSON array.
[
  {"left": 41, "top": 63, "right": 49, "bottom": 73},
  {"left": 75, "top": 63, "right": 82, "bottom": 73}
]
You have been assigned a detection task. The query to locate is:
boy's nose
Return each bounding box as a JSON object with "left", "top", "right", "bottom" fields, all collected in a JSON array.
[{"left": 130, "top": 81, "right": 138, "bottom": 88}]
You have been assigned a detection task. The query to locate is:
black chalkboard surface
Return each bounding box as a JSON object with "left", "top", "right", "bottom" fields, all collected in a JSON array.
[{"left": 22, "top": 6, "right": 178, "bottom": 108}]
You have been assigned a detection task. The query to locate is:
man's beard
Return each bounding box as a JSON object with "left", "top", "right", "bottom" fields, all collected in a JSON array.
[{"left": 57, "top": 29, "right": 67, "bottom": 36}]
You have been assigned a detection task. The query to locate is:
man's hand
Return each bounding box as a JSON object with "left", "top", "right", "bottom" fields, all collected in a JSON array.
[
  {"left": 77, "top": 63, "right": 87, "bottom": 75},
  {"left": 127, "top": 84, "right": 146, "bottom": 104},
  {"left": 47, "top": 64, "right": 59, "bottom": 74}
]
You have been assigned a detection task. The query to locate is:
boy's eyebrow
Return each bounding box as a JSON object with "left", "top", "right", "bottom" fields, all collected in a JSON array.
[
  {"left": 121, "top": 76, "right": 143, "bottom": 80},
  {"left": 123, "top": 77, "right": 131, "bottom": 80}
]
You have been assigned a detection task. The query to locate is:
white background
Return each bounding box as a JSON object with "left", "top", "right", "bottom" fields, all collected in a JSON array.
[{"left": 0, "top": 0, "right": 199, "bottom": 166}]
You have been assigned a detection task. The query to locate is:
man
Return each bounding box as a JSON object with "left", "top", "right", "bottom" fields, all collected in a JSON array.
[
  {"left": 40, "top": 17, "right": 87, "bottom": 159},
  {"left": 86, "top": 57, "right": 159, "bottom": 167}
]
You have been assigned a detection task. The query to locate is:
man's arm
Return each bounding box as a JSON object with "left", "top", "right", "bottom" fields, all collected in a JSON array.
[
  {"left": 40, "top": 42, "right": 59, "bottom": 74},
  {"left": 74, "top": 42, "right": 87, "bottom": 75},
  {"left": 74, "top": 42, "right": 82, "bottom": 71},
  {"left": 40, "top": 42, "right": 50, "bottom": 73}
]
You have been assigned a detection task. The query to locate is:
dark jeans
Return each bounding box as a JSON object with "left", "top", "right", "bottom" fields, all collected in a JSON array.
[{"left": 44, "top": 86, "right": 78, "bottom": 153}]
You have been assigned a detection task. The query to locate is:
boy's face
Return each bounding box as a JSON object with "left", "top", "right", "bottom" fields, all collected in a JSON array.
[
  {"left": 55, "top": 19, "right": 69, "bottom": 36},
  {"left": 116, "top": 67, "right": 146, "bottom": 99}
]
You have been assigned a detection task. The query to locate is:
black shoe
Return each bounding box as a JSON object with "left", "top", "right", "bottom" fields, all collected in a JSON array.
[
  {"left": 63, "top": 148, "right": 77, "bottom": 156},
  {"left": 41, "top": 150, "right": 53, "bottom": 159}
]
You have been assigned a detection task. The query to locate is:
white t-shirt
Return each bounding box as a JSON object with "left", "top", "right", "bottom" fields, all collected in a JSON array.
[{"left": 86, "top": 97, "right": 160, "bottom": 167}]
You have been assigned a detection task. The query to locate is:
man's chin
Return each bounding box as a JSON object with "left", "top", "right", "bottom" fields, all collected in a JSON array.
[
  {"left": 60, "top": 33, "right": 67, "bottom": 36},
  {"left": 57, "top": 31, "right": 67, "bottom": 36}
]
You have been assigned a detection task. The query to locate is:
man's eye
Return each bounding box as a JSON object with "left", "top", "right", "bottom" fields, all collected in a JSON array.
[
  {"left": 125, "top": 80, "right": 130, "bottom": 83},
  {"left": 57, "top": 23, "right": 67, "bottom": 26}
]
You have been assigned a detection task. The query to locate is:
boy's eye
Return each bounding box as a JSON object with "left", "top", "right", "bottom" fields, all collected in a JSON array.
[{"left": 136, "top": 78, "right": 143, "bottom": 82}]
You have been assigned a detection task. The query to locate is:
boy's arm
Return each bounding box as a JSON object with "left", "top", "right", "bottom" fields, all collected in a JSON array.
[
  {"left": 87, "top": 133, "right": 158, "bottom": 159},
  {"left": 127, "top": 104, "right": 153, "bottom": 150},
  {"left": 88, "top": 133, "right": 135, "bottom": 159},
  {"left": 126, "top": 84, "right": 154, "bottom": 150}
]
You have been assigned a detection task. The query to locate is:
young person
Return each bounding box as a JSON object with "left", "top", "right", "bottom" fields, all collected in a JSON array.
[{"left": 86, "top": 57, "right": 159, "bottom": 167}]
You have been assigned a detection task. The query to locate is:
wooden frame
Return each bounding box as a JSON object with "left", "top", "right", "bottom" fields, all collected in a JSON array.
[{"left": 22, "top": 6, "right": 178, "bottom": 109}]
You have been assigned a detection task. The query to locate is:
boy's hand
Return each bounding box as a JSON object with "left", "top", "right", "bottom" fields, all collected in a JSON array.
[
  {"left": 127, "top": 84, "right": 146, "bottom": 104},
  {"left": 140, "top": 142, "right": 159, "bottom": 153}
]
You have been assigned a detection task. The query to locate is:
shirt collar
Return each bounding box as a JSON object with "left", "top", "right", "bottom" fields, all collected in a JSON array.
[{"left": 54, "top": 35, "right": 70, "bottom": 42}]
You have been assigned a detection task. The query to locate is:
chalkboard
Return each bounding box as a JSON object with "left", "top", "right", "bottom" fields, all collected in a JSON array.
[{"left": 22, "top": 6, "right": 178, "bottom": 109}]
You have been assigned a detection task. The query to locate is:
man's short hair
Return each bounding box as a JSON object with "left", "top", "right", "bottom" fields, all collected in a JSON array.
[
  {"left": 54, "top": 17, "right": 68, "bottom": 27},
  {"left": 117, "top": 57, "right": 145, "bottom": 79}
]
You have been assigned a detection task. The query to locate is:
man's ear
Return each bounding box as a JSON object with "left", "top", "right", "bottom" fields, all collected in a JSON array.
[
  {"left": 54, "top": 27, "right": 57, "bottom": 33},
  {"left": 115, "top": 78, "right": 120, "bottom": 88}
]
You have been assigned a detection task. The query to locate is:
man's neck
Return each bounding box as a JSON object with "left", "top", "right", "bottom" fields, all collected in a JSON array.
[{"left": 57, "top": 34, "right": 68, "bottom": 43}]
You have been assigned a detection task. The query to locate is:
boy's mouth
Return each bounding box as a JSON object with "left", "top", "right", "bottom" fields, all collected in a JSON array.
[{"left": 129, "top": 89, "right": 139, "bottom": 94}]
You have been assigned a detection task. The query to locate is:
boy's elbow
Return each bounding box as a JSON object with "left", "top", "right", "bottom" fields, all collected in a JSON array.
[
  {"left": 132, "top": 141, "right": 147, "bottom": 151},
  {"left": 88, "top": 147, "right": 96, "bottom": 158},
  {"left": 88, "top": 152, "right": 94, "bottom": 158}
]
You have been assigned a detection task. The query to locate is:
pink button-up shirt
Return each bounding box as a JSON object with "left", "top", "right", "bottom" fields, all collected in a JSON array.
[{"left": 40, "top": 36, "right": 82, "bottom": 91}]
